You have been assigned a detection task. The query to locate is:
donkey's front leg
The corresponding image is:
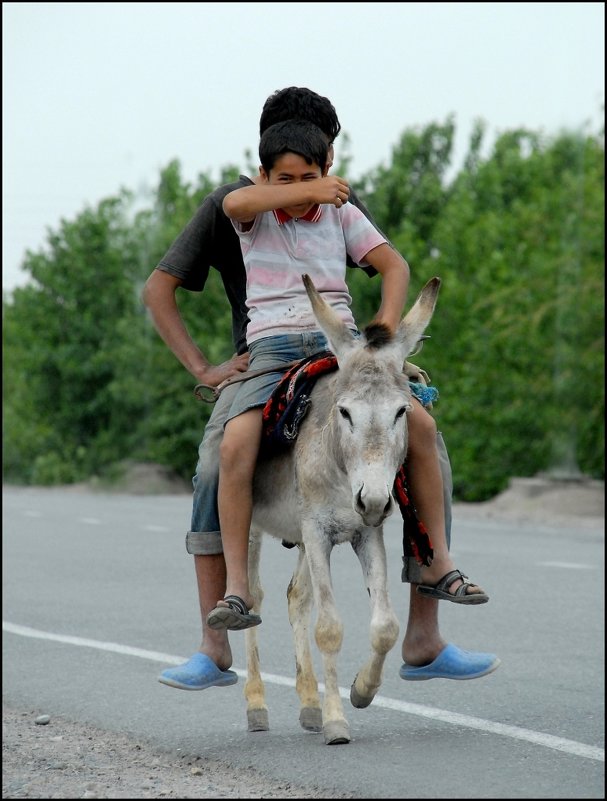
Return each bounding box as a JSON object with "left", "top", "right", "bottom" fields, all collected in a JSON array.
[
  {"left": 244, "top": 529, "right": 268, "bottom": 732},
  {"left": 350, "top": 527, "right": 400, "bottom": 709},
  {"left": 287, "top": 545, "right": 322, "bottom": 732},
  {"left": 303, "top": 519, "right": 350, "bottom": 745}
]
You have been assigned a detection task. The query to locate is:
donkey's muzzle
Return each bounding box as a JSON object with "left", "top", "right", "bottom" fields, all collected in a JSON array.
[{"left": 355, "top": 484, "right": 394, "bottom": 527}]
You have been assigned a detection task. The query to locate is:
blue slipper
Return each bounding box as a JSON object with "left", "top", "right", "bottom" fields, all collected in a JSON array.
[
  {"left": 158, "top": 653, "right": 238, "bottom": 691},
  {"left": 399, "top": 643, "right": 501, "bottom": 681}
]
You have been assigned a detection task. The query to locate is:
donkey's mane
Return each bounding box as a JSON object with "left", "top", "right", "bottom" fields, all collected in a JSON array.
[{"left": 363, "top": 321, "right": 393, "bottom": 350}]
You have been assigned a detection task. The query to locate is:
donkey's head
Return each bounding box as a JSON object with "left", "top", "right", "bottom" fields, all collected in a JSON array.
[{"left": 302, "top": 274, "right": 441, "bottom": 527}]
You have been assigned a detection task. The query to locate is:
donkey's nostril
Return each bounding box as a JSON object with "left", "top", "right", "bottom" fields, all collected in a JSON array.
[{"left": 355, "top": 486, "right": 366, "bottom": 515}]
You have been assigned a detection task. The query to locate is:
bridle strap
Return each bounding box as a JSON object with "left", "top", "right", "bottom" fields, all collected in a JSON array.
[{"left": 194, "top": 360, "right": 302, "bottom": 403}]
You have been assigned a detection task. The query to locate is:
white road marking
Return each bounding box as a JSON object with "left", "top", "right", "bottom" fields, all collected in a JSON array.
[
  {"left": 79, "top": 518, "right": 102, "bottom": 525},
  {"left": 3, "top": 621, "right": 603, "bottom": 763},
  {"left": 538, "top": 561, "right": 595, "bottom": 570}
]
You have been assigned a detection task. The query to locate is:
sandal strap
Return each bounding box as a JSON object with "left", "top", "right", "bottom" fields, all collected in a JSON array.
[
  {"left": 435, "top": 569, "right": 467, "bottom": 593},
  {"left": 442, "top": 569, "right": 481, "bottom": 598},
  {"left": 452, "top": 577, "right": 475, "bottom": 597},
  {"left": 222, "top": 595, "right": 249, "bottom": 616}
]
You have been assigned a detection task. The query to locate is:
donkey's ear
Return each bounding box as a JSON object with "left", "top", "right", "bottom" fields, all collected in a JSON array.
[
  {"left": 302, "top": 274, "right": 358, "bottom": 360},
  {"left": 392, "top": 277, "right": 441, "bottom": 360}
]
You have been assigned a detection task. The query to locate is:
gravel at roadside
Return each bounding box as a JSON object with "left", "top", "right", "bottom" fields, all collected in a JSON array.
[{"left": 2, "top": 703, "right": 352, "bottom": 799}]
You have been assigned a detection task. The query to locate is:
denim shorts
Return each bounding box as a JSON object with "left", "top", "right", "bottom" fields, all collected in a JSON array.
[{"left": 224, "top": 331, "right": 332, "bottom": 424}]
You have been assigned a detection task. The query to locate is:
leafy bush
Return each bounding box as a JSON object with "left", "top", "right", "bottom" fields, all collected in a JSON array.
[{"left": 3, "top": 123, "right": 604, "bottom": 500}]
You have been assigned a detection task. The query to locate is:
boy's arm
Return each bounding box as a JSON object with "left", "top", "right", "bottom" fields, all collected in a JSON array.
[
  {"left": 141, "top": 270, "right": 249, "bottom": 385},
  {"left": 348, "top": 188, "right": 404, "bottom": 278},
  {"left": 363, "top": 243, "right": 410, "bottom": 333},
  {"left": 223, "top": 176, "right": 350, "bottom": 222}
]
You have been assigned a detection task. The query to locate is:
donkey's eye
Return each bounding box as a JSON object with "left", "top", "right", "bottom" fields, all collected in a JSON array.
[
  {"left": 338, "top": 407, "right": 352, "bottom": 424},
  {"left": 395, "top": 406, "right": 409, "bottom": 422}
]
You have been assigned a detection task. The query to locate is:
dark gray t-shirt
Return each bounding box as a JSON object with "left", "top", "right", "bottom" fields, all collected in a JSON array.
[{"left": 156, "top": 175, "right": 382, "bottom": 355}]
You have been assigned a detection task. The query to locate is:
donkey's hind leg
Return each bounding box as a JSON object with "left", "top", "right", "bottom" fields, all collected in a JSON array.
[
  {"left": 288, "top": 545, "right": 322, "bottom": 733},
  {"left": 350, "top": 529, "right": 400, "bottom": 708},
  {"left": 244, "top": 529, "right": 268, "bottom": 732}
]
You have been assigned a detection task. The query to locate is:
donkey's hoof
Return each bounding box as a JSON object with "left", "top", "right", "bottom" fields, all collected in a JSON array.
[
  {"left": 299, "top": 706, "right": 322, "bottom": 732},
  {"left": 323, "top": 720, "right": 350, "bottom": 745},
  {"left": 349, "top": 674, "right": 375, "bottom": 708},
  {"left": 247, "top": 708, "right": 269, "bottom": 732},
  {"left": 350, "top": 686, "right": 374, "bottom": 708}
]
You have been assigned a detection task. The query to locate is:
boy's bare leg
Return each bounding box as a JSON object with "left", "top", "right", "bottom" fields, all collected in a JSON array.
[
  {"left": 402, "top": 590, "right": 445, "bottom": 666},
  {"left": 193, "top": 553, "right": 233, "bottom": 671},
  {"left": 402, "top": 401, "right": 486, "bottom": 666},
  {"left": 216, "top": 409, "right": 263, "bottom": 611},
  {"left": 405, "top": 400, "right": 486, "bottom": 591}
]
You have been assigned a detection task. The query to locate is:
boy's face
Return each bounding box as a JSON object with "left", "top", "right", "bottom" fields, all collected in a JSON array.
[{"left": 261, "top": 152, "right": 324, "bottom": 218}]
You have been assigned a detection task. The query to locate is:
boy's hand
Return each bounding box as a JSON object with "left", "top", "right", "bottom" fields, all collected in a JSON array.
[
  {"left": 195, "top": 352, "right": 250, "bottom": 388},
  {"left": 308, "top": 175, "right": 350, "bottom": 207}
]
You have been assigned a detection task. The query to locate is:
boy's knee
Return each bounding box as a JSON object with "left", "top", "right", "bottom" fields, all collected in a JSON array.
[
  {"left": 219, "top": 433, "right": 241, "bottom": 471},
  {"left": 219, "top": 435, "right": 258, "bottom": 484}
]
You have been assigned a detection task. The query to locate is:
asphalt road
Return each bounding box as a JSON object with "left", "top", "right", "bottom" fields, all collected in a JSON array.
[{"left": 2, "top": 486, "right": 604, "bottom": 798}]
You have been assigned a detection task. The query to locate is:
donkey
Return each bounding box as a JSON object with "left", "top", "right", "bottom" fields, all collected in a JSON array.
[{"left": 245, "top": 274, "right": 441, "bottom": 745}]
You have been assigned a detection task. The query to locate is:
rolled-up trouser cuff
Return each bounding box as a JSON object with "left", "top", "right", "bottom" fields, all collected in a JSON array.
[
  {"left": 401, "top": 556, "right": 423, "bottom": 584},
  {"left": 186, "top": 530, "right": 223, "bottom": 555}
]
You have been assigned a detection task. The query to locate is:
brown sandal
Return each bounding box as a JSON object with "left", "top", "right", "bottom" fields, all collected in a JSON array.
[
  {"left": 206, "top": 595, "right": 262, "bottom": 630},
  {"left": 417, "top": 569, "right": 489, "bottom": 604}
]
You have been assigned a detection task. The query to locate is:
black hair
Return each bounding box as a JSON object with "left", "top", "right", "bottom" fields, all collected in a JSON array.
[
  {"left": 259, "top": 87, "right": 341, "bottom": 144},
  {"left": 259, "top": 120, "right": 329, "bottom": 175}
]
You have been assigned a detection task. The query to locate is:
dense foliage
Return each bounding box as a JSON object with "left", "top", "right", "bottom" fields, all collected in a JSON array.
[{"left": 3, "top": 119, "right": 604, "bottom": 500}]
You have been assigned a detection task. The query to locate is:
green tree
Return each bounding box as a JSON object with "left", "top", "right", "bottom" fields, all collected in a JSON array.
[
  {"left": 354, "top": 123, "right": 604, "bottom": 499},
  {"left": 3, "top": 120, "right": 603, "bottom": 498}
]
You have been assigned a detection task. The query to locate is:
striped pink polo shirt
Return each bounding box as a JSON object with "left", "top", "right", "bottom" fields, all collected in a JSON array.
[{"left": 233, "top": 202, "right": 387, "bottom": 344}]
